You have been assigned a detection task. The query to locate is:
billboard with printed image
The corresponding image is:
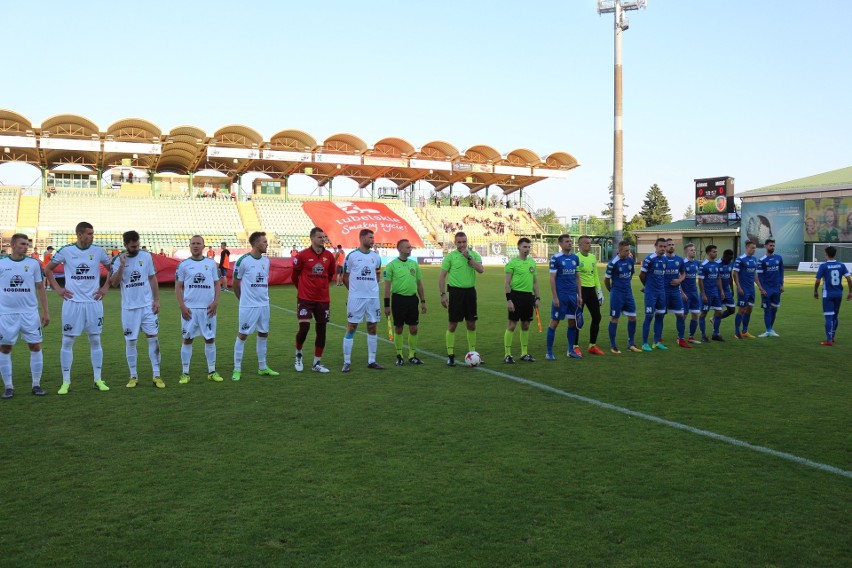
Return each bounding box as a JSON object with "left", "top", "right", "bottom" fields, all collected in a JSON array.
[
  {"left": 741, "top": 200, "right": 804, "bottom": 264},
  {"left": 804, "top": 197, "right": 852, "bottom": 243}
]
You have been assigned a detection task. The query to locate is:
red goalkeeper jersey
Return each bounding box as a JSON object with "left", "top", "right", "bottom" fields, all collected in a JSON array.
[{"left": 292, "top": 247, "right": 336, "bottom": 302}]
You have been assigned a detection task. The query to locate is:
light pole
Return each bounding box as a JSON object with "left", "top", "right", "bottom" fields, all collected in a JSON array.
[{"left": 598, "top": 0, "right": 646, "bottom": 252}]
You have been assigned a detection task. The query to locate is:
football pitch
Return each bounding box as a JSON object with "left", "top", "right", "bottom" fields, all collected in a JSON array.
[{"left": 2, "top": 266, "right": 849, "bottom": 567}]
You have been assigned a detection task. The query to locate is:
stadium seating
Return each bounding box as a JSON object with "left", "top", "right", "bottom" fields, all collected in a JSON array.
[{"left": 0, "top": 188, "right": 19, "bottom": 231}]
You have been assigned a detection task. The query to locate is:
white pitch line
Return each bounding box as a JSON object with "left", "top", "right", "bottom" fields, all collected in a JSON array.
[{"left": 269, "top": 301, "right": 851, "bottom": 479}]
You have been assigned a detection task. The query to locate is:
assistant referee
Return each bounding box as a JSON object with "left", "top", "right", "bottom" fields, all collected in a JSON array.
[{"left": 576, "top": 235, "right": 605, "bottom": 356}]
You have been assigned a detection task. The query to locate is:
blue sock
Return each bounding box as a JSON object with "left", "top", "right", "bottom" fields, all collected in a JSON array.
[
  {"left": 567, "top": 326, "right": 576, "bottom": 351},
  {"left": 627, "top": 320, "right": 637, "bottom": 345},
  {"left": 698, "top": 317, "right": 706, "bottom": 337},
  {"left": 689, "top": 318, "right": 698, "bottom": 337},
  {"left": 642, "top": 314, "right": 653, "bottom": 344},
  {"left": 770, "top": 309, "right": 778, "bottom": 328},
  {"left": 608, "top": 322, "right": 618, "bottom": 348},
  {"left": 546, "top": 328, "right": 555, "bottom": 354},
  {"left": 676, "top": 316, "right": 685, "bottom": 340},
  {"left": 825, "top": 315, "right": 834, "bottom": 341},
  {"left": 764, "top": 310, "right": 772, "bottom": 331},
  {"left": 742, "top": 313, "right": 751, "bottom": 332},
  {"left": 735, "top": 313, "right": 742, "bottom": 335},
  {"left": 713, "top": 315, "right": 721, "bottom": 335},
  {"left": 654, "top": 314, "right": 664, "bottom": 343}
]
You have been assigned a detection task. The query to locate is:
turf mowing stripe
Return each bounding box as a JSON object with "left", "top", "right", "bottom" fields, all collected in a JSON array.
[{"left": 268, "top": 301, "right": 852, "bottom": 480}]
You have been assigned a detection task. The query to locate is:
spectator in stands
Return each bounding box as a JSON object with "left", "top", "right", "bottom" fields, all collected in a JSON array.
[
  {"left": 158, "top": 249, "right": 166, "bottom": 257},
  {"left": 43, "top": 246, "right": 54, "bottom": 267},
  {"left": 290, "top": 245, "right": 298, "bottom": 258},
  {"left": 111, "top": 246, "right": 120, "bottom": 258},
  {"left": 206, "top": 246, "right": 215, "bottom": 260},
  {"left": 335, "top": 245, "right": 345, "bottom": 287},
  {"left": 128, "top": 172, "right": 134, "bottom": 183},
  {"left": 31, "top": 249, "right": 40, "bottom": 262}
]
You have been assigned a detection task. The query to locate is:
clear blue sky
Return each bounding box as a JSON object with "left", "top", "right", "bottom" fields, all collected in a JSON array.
[{"left": 2, "top": 0, "right": 850, "bottom": 222}]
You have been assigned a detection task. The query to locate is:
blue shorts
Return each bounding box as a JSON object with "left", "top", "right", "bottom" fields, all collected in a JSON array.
[
  {"left": 721, "top": 288, "right": 735, "bottom": 307},
  {"left": 610, "top": 293, "right": 636, "bottom": 318},
  {"left": 683, "top": 290, "right": 701, "bottom": 313},
  {"left": 822, "top": 297, "right": 841, "bottom": 316},
  {"left": 551, "top": 294, "right": 578, "bottom": 321},
  {"left": 737, "top": 291, "right": 755, "bottom": 307},
  {"left": 761, "top": 289, "right": 781, "bottom": 309},
  {"left": 665, "top": 290, "right": 684, "bottom": 314},
  {"left": 702, "top": 291, "right": 722, "bottom": 312},
  {"left": 643, "top": 290, "right": 666, "bottom": 316}
]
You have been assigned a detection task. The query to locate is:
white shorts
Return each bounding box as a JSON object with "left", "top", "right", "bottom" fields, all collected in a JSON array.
[
  {"left": 0, "top": 312, "right": 43, "bottom": 345},
  {"left": 122, "top": 305, "right": 159, "bottom": 341},
  {"left": 61, "top": 301, "right": 104, "bottom": 336},
  {"left": 238, "top": 305, "right": 270, "bottom": 335},
  {"left": 182, "top": 308, "right": 217, "bottom": 340},
  {"left": 347, "top": 297, "right": 381, "bottom": 324}
]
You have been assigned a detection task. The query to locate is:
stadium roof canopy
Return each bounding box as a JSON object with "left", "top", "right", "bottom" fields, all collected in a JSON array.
[
  {"left": 0, "top": 109, "right": 579, "bottom": 195},
  {"left": 738, "top": 166, "right": 852, "bottom": 201}
]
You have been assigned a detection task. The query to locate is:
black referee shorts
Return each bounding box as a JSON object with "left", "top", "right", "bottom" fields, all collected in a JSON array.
[
  {"left": 391, "top": 293, "right": 420, "bottom": 326},
  {"left": 508, "top": 290, "right": 535, "bottom": 322},
  {"left": 448, "top": 286, "right": 478, "bottom": 323}
]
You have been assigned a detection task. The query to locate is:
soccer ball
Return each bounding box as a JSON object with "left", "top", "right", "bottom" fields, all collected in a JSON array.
[{"left": 464, "top": 351, "right": 481, "bottom": 367}]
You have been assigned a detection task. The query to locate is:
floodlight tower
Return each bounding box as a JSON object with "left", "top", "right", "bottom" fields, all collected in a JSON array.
[{"left": 598, "top": 0, "right": 646, "bottom": 250}]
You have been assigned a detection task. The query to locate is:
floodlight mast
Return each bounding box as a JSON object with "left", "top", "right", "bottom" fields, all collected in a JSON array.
[{"left": 598, "top": 0, "right": 646, "bottom": 252}]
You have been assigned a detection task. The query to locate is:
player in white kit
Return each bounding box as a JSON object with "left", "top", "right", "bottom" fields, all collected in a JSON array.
[
  {"left": 0, "top": 233, "right": 50, "bottom": 398},
  {"left": 109, "top": 230, "right": 164, "bottom": 389},
  {"left": 342, "top": 228, "right": 384, "bottom": 372},
  {"left": 175, "top": 235, "right": 222, "bottom": 383},
  {"left": 231, "top": 231, "right": 279, "bottom": 381},
  {"left": 44, "top": 222, "right": 112, "bottom": 395}
]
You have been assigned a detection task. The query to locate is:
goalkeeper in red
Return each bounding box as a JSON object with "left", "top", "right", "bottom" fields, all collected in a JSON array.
[{"left": 292, "top": 227, "right": 336, "bottom": 373}]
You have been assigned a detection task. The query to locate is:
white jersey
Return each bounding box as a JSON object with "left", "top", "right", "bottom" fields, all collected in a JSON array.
[
  {"left": 52, "top": 244, "right": 110, "bottom": 303},
  {"left": 176, "top": 257, "right": 219, "bottom": 308},
  {"left": 234, "top": 253, "right": 270, "bottom": 308},
  {"left": 0, "top": 256, "right": 43, "bottom": 313},
  {"left": 344, "top": 249, "right": 382, "bottom": 299},
  {"left": 110, "top": 251, "right": 157, "bottom": 309}
]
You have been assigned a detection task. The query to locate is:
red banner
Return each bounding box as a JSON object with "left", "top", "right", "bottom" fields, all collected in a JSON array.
[{"left": 302, "top": 201, "right": 424, "bottom": 248}]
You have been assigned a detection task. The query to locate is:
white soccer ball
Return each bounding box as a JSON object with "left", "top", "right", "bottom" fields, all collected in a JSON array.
[{"left": 464, "top": 351, "right": 481, "bottom": 367}]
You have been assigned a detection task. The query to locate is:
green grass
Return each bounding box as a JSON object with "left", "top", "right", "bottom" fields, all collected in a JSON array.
[{"left": 1, "top": 266, "right": 849, "bottom": 567}]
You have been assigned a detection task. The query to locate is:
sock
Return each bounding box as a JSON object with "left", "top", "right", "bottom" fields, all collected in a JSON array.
[
  {"left": 689, "top": 318, "right": 698, "bottom": 337},
  {"left": 642, "top": 314, "right": 653, "bottom": 344},
  {"left": 343, "top": 335, "right": 354, "bottom": 364},
  {"left": 770, "top": 308, "right": 778, "bottom": 329},
  {"left": 653, "top": 314, "right": 664, "bottom": 343},
  {"left": 608, "top": 321, "right": 617, "bottom": 348},
  {"left": 698, "top": 317, "right": 707, "bottom": 337},
  {"left": 313, "top": 355, "right": 322, "bottom": 366},
  {"left": 181, "top": 343, "right": 192, "bottom": 373},
  {"left": 233, "top": 337, "right": 246, "bottom": 371},
  {"left": 367, "top": 334, "right": 377, "bottom": 364},
  {"left": 30, "top": 350, "right": 43, "bottom": 387},
  {"left": 735, "top": 313, "right": 742, "bottom": 335},
  {"left": 445, "top": 330, "right": 455, "bottom": 356},
  {"left": 742, "top": 312, "right": 751, "bottom": 333},
  {"left": 466, "top": 329, "right": 477, "bottom": 352},
  {"left": 519, "top": 329, "right": 529, "bottom": 356},
  {"left": 627, "top": 320, "right": 636, "bottom": 346},
  {"left": 408, "top": 334, "right": 418, "bottom": 358},
  {"left": 204, "top": 342, "right": 216, "bottom": 373},
  {"left": 675, "top": 316, "right": 685, "bottom": 340},
  {"left": 147, "top": 337, "right": 161, "bottom": 376},
  {"left": 504, "top": 329, "right": 514, "bottom": 357},
  {"left": 764, "top": 309, "right": 772, "bottom": 331},
  {"left": 89, "top": 334, "right": 103, "bottom": 381},
  {"left": 61, "top": 335, "right": 75, "bottom": 381},
  {"left": 713, "top": 314, "right": 721, "bottom": 335},
  {"left": 0, "top": 351, "right": 12, "bottom": 388},
  {"left": 546, "top": 327, "right": 555, "bottom": 354},
  {"left": 256, "top": 336, "right": 267, "bottom": 370},
  {"left": 393, "top": 332, "right": 404, "bottom": 356},
  {"left": 568, "top": 326, "right": 576, "bottom": 351},
  {"left": 126, "top": 339, "right": 138, "bottom": 378},
  {"left": 825, "top": 315, "right": 834, "bottom": 341}
]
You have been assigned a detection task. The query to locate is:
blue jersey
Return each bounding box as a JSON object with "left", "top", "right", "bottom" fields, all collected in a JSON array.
[
  {"left": 664, "top": 254, "right": 685, "bottom": 295},
  {"left": 718, "top": 261, "right": 733, "bottom": 296},
  {"left": 640, "top": 253, "right": 667, "bottom": 294},
  {"left": 757, "top": 254, "right": 784, "bottom": 290},
  {"left": 733, "top": 254, "right": 758, "bottom": 293},
  {"left": 816, "top": 260, "right": 849, "bottom": 298},
  {"left": 606, "top": 256, "right": 635, "bottom": 296},
  {"left": 682, "top": 259, "right": 700, "bottom": 294},
  {"left": 549, "top": 252, "right": 580, "bottom": 298},
  {"left": 699, "top": 259, "right": 720, "bottom": 295}
]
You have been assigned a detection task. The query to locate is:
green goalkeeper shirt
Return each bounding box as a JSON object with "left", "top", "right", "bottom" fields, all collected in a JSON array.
[{"left": 577, "top": 251, "right": 601, "bottom": 289}]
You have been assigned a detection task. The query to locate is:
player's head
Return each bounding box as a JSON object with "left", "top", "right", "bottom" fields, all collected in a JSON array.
[
  {"left": 359, "top": 229, "right": 375, "bottom": 249},
  {"left": 684, "top": 243, "right": 695, "bottom": 259},
  {"left": 454, "top": 232, "right": 468, "bottom": 252},
  {"left": 220, "top": 241, "right": 227, "bottom": 249},
  {"left": 665, "top": 238, "right": 675, "bottom": 254},
  {"left": 744, "top": 240, "right": 756, "bottom": 255},
  {"left": 764, "top": 238, "right": 775, "bottom": 254},
  {"left": 249, "top": 231, "right": 268, "bottom": 254},
  {"left": 517, "top": 237, "right": 531, "bottom": 257},
  {"left": 654, "top": 238, "right": 666, "bottom": 255},
  {"left": 705, "top": 244, "right": 718, "bottom": 260},
  {"left": 309, "top": 227, "right": 325, "bottom": 249},
  {"left": 396, "top": 239, "right": 412, "bottom": 257},
  {"left": 824, "top": 207, "right": 837, "bottom": 227},
  {"left": 75, "top": 221, "right": 94, "bottom": 247},
  {"left": 721, "top": 249, "right": 734, "bottom": 264},
  {"left": 189, "top": 235, "right": 205, "bottom": 258},
  {"left": 337, "top": 244, "right": 342, "bottom": 250},
  {"left": 825, "top": 245, "right": 837, "bottom": 260},
  {"left": 123, "top": 230, "right": 141, "bottom": 255},
  {"left": 557, "top": 234, "right": 573, "bottom": 253},
  {"left": 578, "top": 235, "right": 591, "bottom": 253},
  {"left": 617, "top": 240, "right": 631, "bottom": 259},
  {"left": 10, "top": 233, "right": 29, "bottom": 258}
]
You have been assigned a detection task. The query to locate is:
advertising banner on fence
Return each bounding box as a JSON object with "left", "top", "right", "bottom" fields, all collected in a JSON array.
[
  {"left": 803, "top": 197, "right": 852, "bottom": 243},
  {"left": 302, "top": 201, "right": 424, "bottom": 249},
  {"left": 741, "top": 200, "right": 804, "bottom": 264}
]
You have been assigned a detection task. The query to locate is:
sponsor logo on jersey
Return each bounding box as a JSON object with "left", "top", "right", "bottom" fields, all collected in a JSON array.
[{"left": 311, "top": 264, "right": 325, "bottom": 275}]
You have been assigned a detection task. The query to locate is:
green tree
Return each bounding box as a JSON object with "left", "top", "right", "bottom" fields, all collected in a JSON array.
[
  {"left": 683, "top": 204, "right": 695, "bottom": 219},
  {"left": 601, "top": 176, "right": 628, "bottom": 221},
  {"left": 639, "top": 184, "right": 672, "bottom": 227},
  {"left": 622, "top": 213, "right": 646, "bottom": 245},
  {"left": 534, "top": 207, "right": 565, "bottom": 234}
]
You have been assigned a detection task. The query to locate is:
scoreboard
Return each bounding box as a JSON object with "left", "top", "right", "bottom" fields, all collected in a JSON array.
[{"left": 694, "top": 176, "right": 734, "bottom": 225}]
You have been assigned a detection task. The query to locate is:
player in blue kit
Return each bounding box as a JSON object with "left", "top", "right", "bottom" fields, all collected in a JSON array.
[
  {"left": 681, "top": 243, "right": 702, "bottom": 344},
  {"left": 698, "top": 245, "right": 725, "bottom": 342},
  {"left": 813, "top": 245, "right": 852, "bottom": 345},
  {"left": 717, "top": 249, "right": 737, "bottom": 327},
  {"left": 757, "top": 238, "right": 784, "bottom": 337},
  {"left": 605, "top": 241, "right": 641, "bottom": 353},
  {"left": 663, "top": 239, "right": 689, "bottom": 348},
  {"left": 639, "top": 238, "right": 668, "bottom": 351},
  {"left": 546, "top": 235, "right": 582, "bottom": 360},
  {"left": 732, "top": 240, "right": 759, "bottom": 339}
]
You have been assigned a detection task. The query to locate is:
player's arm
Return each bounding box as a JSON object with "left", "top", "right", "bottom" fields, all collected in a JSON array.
[
  {"left": 416, "top": 278, "right": 427, "bottom": 314},
  {"left": 754, "top": 265, "right": 765, "bottom": 295},
  {"left": 108, "top": 254, "right": 125, "bottom": 288},
  {"left": 779, "top": 261, "right": 785, "bottom": 293},
  {"left": 732, "top": 266, "right": 742, "bottom": 294},
  {"left": 35, "top": 279, "right": 49, "bottom": 327},
  {"left": 149, "top": 273, "right": 160, "bottom": 314},
  {"left": 532, "top": 271, "right": 540, "bottom": 307},
  {"left": 96, "top": 256, "right": 111, "bottom": 299},
  {"left": 438, "top": 269, "right": 449, "bottom": 308},
  {"left": 327, "top": 253, "right": 337, "bottom": 283},
  {"left": 43, "top": 260, "right": 66, "bottom": 298},
  {"left": 342, "top": 255, "right": 350, "bottom": 289},
  {"left": 291, "top": 253, "right": 302, "bottom": 292},
  {"left": 717, "top": 276, "right": 724, "bottom": 300},
  {"left": 383, "top": 279, "right": 392, "bottom": 316},
  {"left": 604, "top": 274, "right": 612, "bottom": 292},
  {"left": 698, "top": 274, "right": 706, "bottom": 300},
  {"left": 504, "top": 271, "right": 515, "bottom": 312},
  {"left": 549, "top": 271, "right": 559, "bottom": 309},
  {"left": 468, "top": 253, "right": 484, "bottom": 274},
  {"left": 233, "top": 268, "right": 242, "bottom": 301},
  {"left": 175, "top": 277, "right": 191, "bottom": 320},
  {"left": 846, "top": 274, "right": 852, "bottom": 301},
  {"left": 208, "top": 278, "right": 221, "bottom": 316},
  {"left": 576, "top": 272, "right": 583, "bottom": 306}
]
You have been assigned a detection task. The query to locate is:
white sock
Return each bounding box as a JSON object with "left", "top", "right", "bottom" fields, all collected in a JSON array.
[
  {"left": 147, "top": 337, "right": 160, "bottom": 376},
  {"left": 343, "top": 337, "right": 353, "bottom": 364},
  {"left": 0, "top": 351, "right": 12, "bottom": 388},
  {"left": 204, "top": 342, "right": 216, "bottom": 373},
  {"left": 126, "top": 339, "right": 138, "bottom": 378},
  {"left": 30, "top": 350, "right": 43, "bottom": 387},
  {"left": 89, "top": 334, "right": 103, "bottom": 381},
  {"left": 181, "top": 343, "right": 192, "bottom": 373},
  {"left": 61, "top": 335, "right": 75, "bottom": 381},
  {"left": 367, "top": 334, "right": 378, "bottom": 364},
  {"left": 233, "top": 337, "right": 246, "bottom": 371},
  {"left": 256, "top": 336, "right": 267, "bottom": 370},
  {"left": 313, "top": 356, "right": 321, "bottom": 366}
]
